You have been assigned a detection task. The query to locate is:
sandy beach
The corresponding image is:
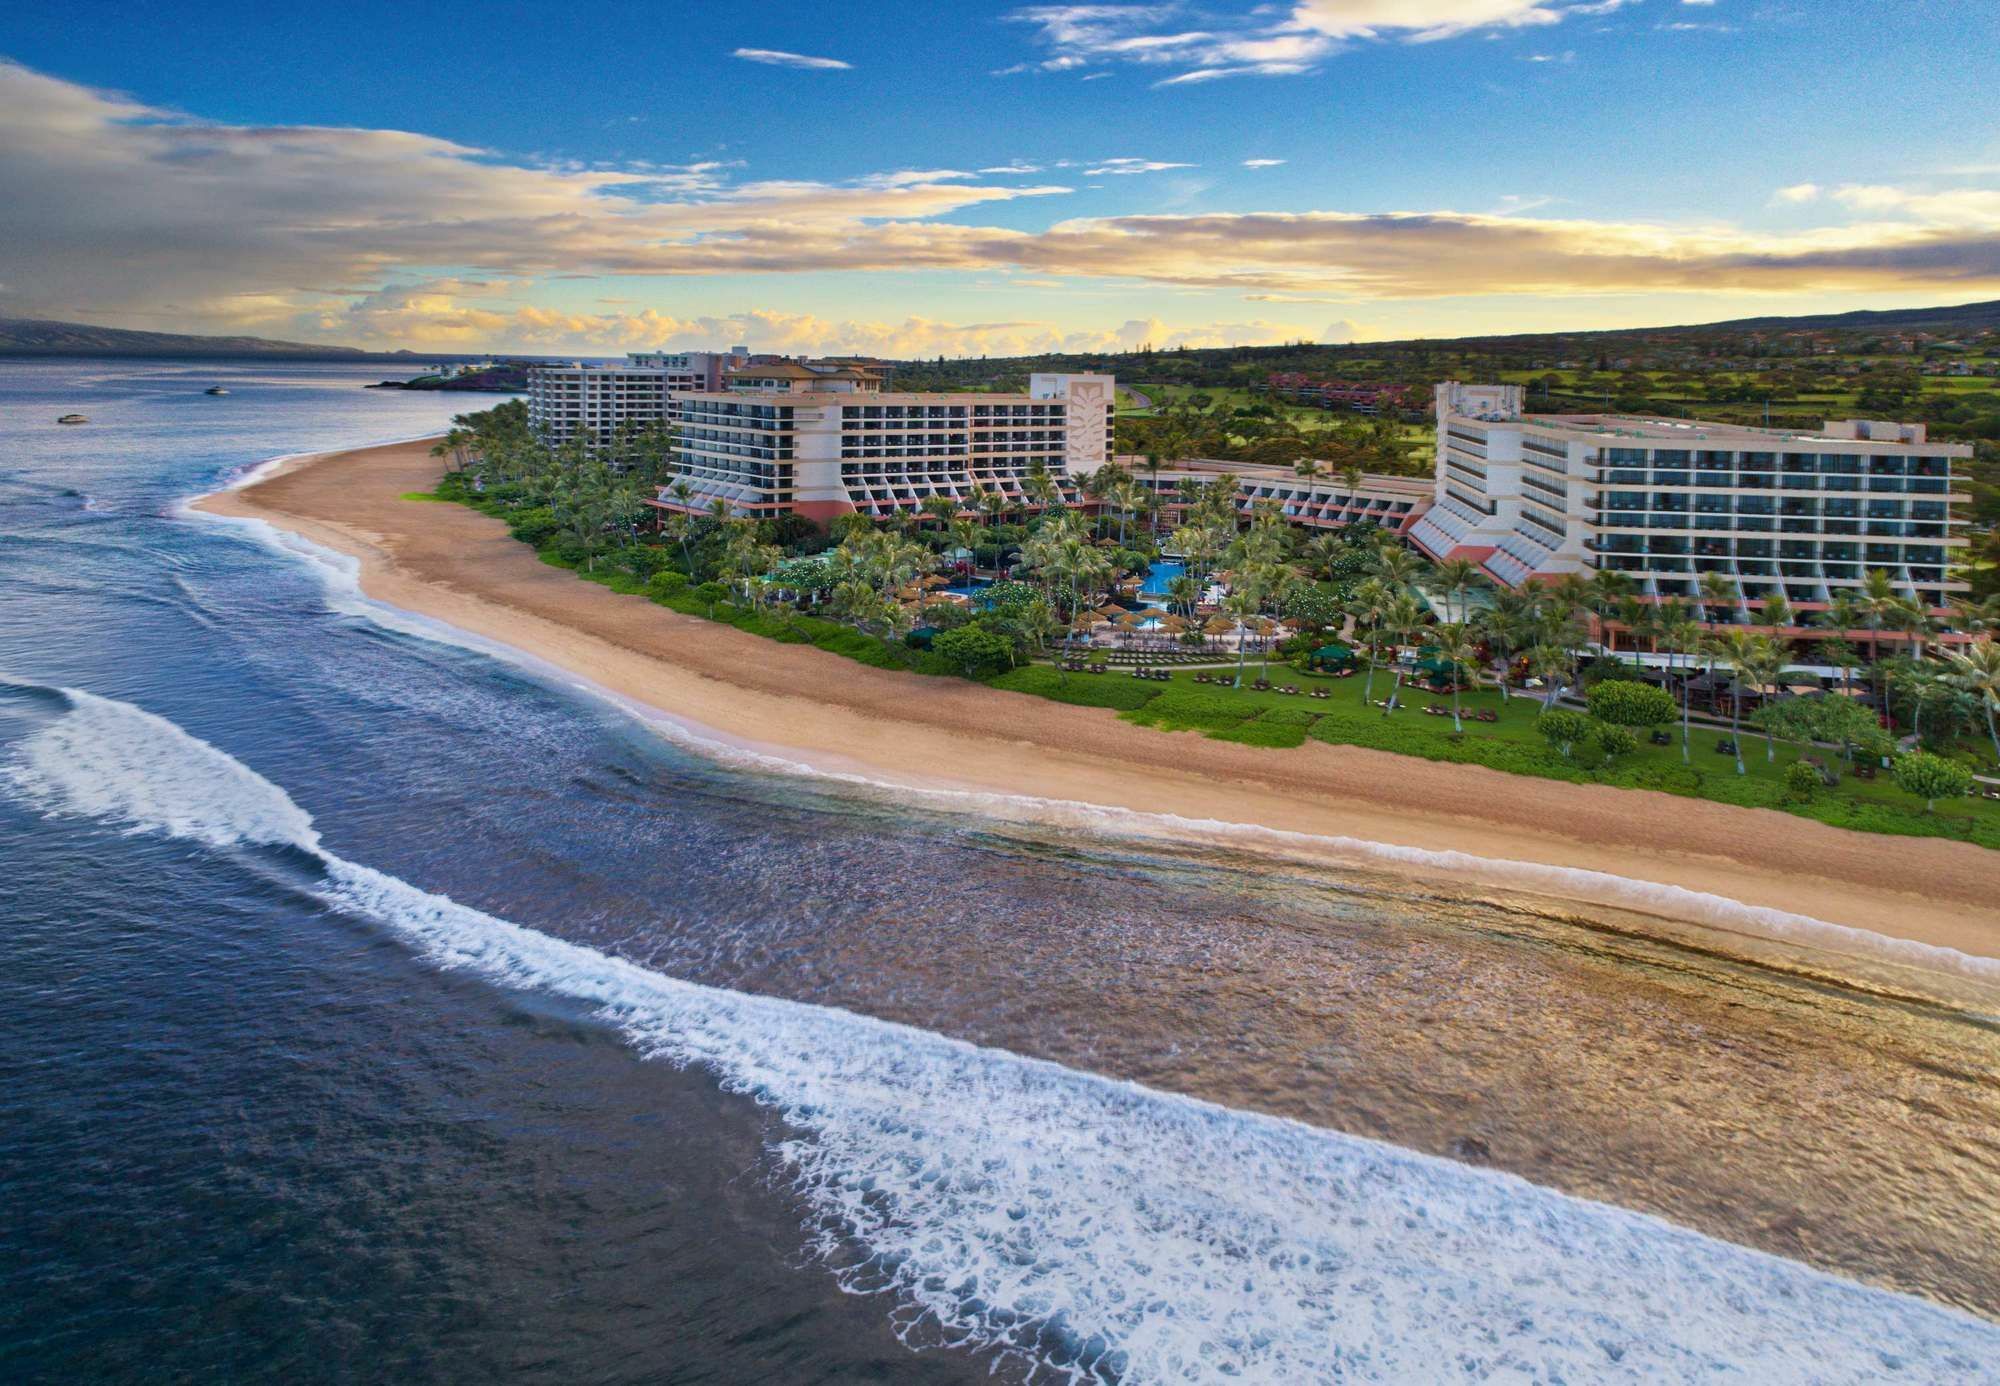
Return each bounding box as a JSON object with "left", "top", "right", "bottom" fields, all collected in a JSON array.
[{"left": 195, "top": 437, "right": 2000, "bottom": 961}]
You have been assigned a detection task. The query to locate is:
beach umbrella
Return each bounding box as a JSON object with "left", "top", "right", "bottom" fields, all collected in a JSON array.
[
  {"left": 1203, "top": 615, "right": 1237, "bottom": 636},
  {"left": 1157, "top": 613, "right": 1188, "bottom": 632},
  {"left": 1313, "top": 643, "right": 1354, "bottom": 663},
  {"left": 920, "top": 574, "right": 952, "bottom": 589},
  {"left": 1097, "top": 603, "right": 1128, "bottom": 619}
]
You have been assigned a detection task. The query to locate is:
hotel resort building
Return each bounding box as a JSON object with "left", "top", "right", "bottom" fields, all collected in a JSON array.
[
  {"left": 1409, "top": 383, "right": 1969, "bottom": 620},
  {"left": 525, "top": 350, "right": 743, "bottom": 447},
  {"left": 651, "top": 367, "right": 1116, "bottom": 525}
]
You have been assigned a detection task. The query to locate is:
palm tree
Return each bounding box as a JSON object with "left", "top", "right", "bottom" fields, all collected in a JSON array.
[
  {"left": 1430, "top": 557, "right": 1487, "bottom": 624},
  {"left": 1350, "top": 576, "right": 1389, "bottom": 704},
  {"left": 1478, "top": 598, "right": 1527, "bottom": 703},
  {"left": 1711, "top": 629, "right": 1775, "bottom": 775},
  {"left": 1941, "top": 641, "right": 2000, "bottom": 763},
  {"left": 1759, "top": 586, "right": 1793, "bottom": 638},
  {"left": 1528, "top": 641, "right": 1577, "bottom": 709},
  {"left": 1663, "top": 614, "right": 1703, "bottom": 763},
  {"left": 1378, "top": 591, "right": 1424, "bottom": 715},
  {"left": 1698, "top": 570, "right": 1738, "bottom": 627},
  {"left": 1222, "top": 590, "right": 1259, "bottom": 689},
  {"left": 1857, "top": 568, "right": 1899, "bottom": 672},
  {"left": 1433, "top": 622, "right": 1481, "bottom": 731}
]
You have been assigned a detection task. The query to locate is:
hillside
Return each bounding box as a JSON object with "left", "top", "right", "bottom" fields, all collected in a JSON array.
[{"left": 0, "top": 317, "right": 411, "bottom": 359}]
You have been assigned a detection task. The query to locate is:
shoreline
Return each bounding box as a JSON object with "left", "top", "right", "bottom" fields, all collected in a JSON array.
[{"left": 193, "top": 437, "right": 2000, "bottom": 968}]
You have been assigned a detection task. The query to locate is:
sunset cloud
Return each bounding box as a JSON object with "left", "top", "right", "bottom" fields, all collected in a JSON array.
[{"left": 5, "top": 58, "right": 1999, "bottom": 351}]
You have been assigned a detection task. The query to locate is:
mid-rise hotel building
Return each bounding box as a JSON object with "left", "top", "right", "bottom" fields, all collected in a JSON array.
[
  {"left": 1409, "top": 383, "right": 1969, "bottom": 617},
  {"left": 525, "top": 350, "right": 742, "bottom": 446},
  {"left": 652, "top": 366, "right": 1115, "bottom": 524}
]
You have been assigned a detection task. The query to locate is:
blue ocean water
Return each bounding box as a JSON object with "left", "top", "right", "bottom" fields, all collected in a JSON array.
[{"left": 3, "top": 358, "right": 1999, "bottom": 1382}]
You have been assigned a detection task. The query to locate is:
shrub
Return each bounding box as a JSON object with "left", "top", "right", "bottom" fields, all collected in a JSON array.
[
  {"left": 1537, "top": 708, "right": 1595, "bottom": 760},
  {"left": 932, "top": 626, "right": 1016, "bottom": 678},
  {"left": 919, "top": 601, "right": 973, "bottom": 632},
  {"left": 508, "top": 507, "right": 562, "bottom": 546},
  {"left": 1210, "top": 719, "right": 1309, "bottom": 749},
  {"left": 1783, "top": 761, "right": 1821, "bottom": 803},
  {"left": 1587, "top": 680, "right": 1677, "bottom": 729},
  {"left": 987, "top": 666, "right": 1159, "bottom": 710},
  {"left": 645, "top": 570, "right": 689, "bottom": 600},
  {"left": 1123, "top": 689, "right": 1258, "bottom": 733},
  {"left": 1892, "top": 751, "right": 1974, "bottom": 811},
  {"left": 691, "top": 581, "right": 731, "bottom": 616},
  {"left": 1593, "top": 723, "right": 1639, "bottom": 761}
]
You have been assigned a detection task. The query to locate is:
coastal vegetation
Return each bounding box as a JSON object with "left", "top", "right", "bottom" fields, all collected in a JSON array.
[{"left": 435, "top": 399, "right": 2000, "bottom": 848}]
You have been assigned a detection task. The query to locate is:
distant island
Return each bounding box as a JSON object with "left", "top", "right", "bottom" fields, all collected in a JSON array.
[
  {"left": 0, "top": 316, "right": 421, "bottom": 360},
  {"left": 367, "top": 362, "right": 531, "bottom": 393}
]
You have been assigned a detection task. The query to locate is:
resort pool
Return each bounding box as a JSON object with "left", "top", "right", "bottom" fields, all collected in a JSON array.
[{"left": 1138, "top": 560, "right": 1185, "bottom": 606}]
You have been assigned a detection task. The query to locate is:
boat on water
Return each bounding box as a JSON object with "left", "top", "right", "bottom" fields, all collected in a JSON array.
[
  {"left": 56, "top": 414, "right": 88, "bottom": 425},
  {"left": 204, "top": 386, "right": 230, "bottom": 396}
]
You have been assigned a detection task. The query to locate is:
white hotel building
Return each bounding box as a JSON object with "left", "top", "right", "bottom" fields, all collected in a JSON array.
[
  {"left": 652, "top": 364, "right": 1115, "bottom": 525},
  {"left": 1409, "top": 383, "right": 1969, "bottom": 618},
  {"left": 525, "top": 350, "right": 742, "bottom": 446}
]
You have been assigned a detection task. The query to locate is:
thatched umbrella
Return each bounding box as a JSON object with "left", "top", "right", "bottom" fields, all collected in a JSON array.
[
  {"left": 1156, "top": 613, "right": 1189, "bottom": 633},
  {"left": 920, "top": 574, "right": 952, "bottom": 589}
]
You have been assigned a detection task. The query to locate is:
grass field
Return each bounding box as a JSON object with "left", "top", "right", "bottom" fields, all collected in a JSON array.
[{"left": 988, "top": 661, "right": 2000, "bottom": 848}]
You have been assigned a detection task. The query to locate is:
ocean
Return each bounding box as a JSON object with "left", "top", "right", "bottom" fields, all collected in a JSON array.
[{"left": 2, "top": 357, "right": 1998, "bottom": 1383}]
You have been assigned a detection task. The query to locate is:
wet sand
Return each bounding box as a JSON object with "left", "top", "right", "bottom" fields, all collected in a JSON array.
[{"left": 194, "top": 437, "right": 2000, "bottom": 960}]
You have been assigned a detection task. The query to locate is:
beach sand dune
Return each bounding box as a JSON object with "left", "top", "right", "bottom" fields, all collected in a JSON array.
[{"left": 196, "top": 438, "right": 2000, "bottom": 959}]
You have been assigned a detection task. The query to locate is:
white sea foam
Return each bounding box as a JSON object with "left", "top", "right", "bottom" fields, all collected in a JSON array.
[
  {"left": 178, "top": 486, "right": 2000, "bottom": 991},
  {"left": 7, "top": 683, "right": 1998, "bottom": 1382}
]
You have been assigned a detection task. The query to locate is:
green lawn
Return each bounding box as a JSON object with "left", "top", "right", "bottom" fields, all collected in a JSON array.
[{"left": 988, "top": 662, "right": 2000, "bottom": 848}]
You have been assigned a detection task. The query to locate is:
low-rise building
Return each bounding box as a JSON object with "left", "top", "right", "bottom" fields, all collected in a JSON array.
[
  {"left": 1409, "top": 382, "right": 1969, "bottom": 617},
  {"left": 1130, "top": 459, "right": 1431, "bottom": 536}
]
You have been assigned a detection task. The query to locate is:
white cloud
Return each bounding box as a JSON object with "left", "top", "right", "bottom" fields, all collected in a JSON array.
[
  {"left": 731, "top": 47, "right": 851, "bottom": 70},
  {"left": 1242, "top": 158, "right": 1287, "bottom": 168},
  {"left": 1773, "top": 182, "right": 1822, "bottom": 204},
  {"left": 1083, "top": 157, "right": 1196, "bottom": 175}
]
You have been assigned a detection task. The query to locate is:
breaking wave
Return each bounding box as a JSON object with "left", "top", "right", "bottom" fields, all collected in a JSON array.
[{"left": 6, "top": 679, "right": 1997, "bottom": 1382}]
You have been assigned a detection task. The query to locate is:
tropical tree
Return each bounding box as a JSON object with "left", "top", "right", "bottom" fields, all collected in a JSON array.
[
  {"left": 1892, "top": 750, "right": 1973, "bottom": 812},
  {"left": 1377, "top": 590, "right": 1425, "bottom": 715},
  {"left": 1432, "top": 622, "right": 1482, "bottom": 731},
  {"left": 1941, "top": 640, "right": 2000, "bottom": 763},
  {"left": 1711, "top": 629, "right": 1779, "bottom": 773}
]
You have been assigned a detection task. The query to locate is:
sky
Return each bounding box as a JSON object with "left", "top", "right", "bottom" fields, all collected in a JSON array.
[{"left": 2, "top": 0, "right": 2000, "bottom": 357}]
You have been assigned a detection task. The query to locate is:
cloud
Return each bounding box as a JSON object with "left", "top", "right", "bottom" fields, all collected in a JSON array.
[
  {"left": 1288, "top": 0, "right": 1567, "bottom": 41},
  {"left": 10, "top": 59, "right": 2000, "bottom": 350},
  {"left": 731, "top": 47, "right": 851, "bottom": 70},
  {"left": 1773, "top": 182, "right": 1821, "bottom": 204},
  {"left": 317, "top": 295, "right": 1328, "bottom": 356},
  {"left": 1242, "top": 158, "right": 1287, "bottom": 168},
  {"left": 1003, "top": 0, "right": 1629, "bottom": 83},
  {"left": 1083, "top": 157, "right": 1195, "bottom": 175}
]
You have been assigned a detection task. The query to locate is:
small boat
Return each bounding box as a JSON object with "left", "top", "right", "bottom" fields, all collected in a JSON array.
[
  {"left": 204, "top": 386, "right": 230, "bottom": 396},
  {"left": 57, "top": 414, "right": 88, "bottom": 425}
]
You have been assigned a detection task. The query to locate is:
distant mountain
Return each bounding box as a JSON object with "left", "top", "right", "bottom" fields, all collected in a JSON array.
[
  {"left": 1674, "top": 299, "right": 2000, "bottom": 336},
  {"left": 0, "top": 317, "right": 420, "bottom": 359}
]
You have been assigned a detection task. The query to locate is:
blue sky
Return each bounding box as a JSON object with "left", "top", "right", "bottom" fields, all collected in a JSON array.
[{"left": 3, "top": 0, "right": 1999, "bottom": 355}]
